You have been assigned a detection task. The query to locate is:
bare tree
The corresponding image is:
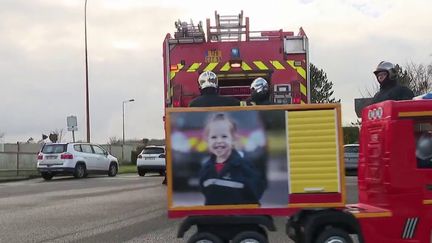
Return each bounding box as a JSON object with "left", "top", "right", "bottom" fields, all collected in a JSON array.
[
  {"left": 108, "top": 136, "right": 121, "bottom": 145},
  {"left": 405, "top": 61, "right": 432, "bottom": 96},
  {"left": 0, "top": 132, "right": 4, "bottom": 140}
]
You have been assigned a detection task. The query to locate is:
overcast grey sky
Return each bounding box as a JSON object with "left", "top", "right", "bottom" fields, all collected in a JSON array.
[{"left": 0, "top": 0, "right": 431, "bottom": 143}]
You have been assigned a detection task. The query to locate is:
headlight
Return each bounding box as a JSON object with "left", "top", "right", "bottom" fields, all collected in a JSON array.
[
  {"left": 171, "top": 132, "right": 191, "bottom": 153},
  {"left": 244, "top": 130, "right": 266, "bottom": 152}
]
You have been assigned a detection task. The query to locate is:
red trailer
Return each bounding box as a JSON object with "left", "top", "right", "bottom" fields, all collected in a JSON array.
[{"left": 164, "top": 99, "right": 432, "bottom": 243}]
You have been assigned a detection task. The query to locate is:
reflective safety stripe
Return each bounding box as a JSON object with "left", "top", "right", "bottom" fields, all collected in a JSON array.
[
  {"left": 241, "top": 61, "right": 252, "bottom": 71},
  {"left": 187, "top": 63, "right": 201, "bottom": 72},
  {"left": 240, "top": 101, "right": 248, "bottom": 106},
  {"left": 204, "top": 63, "right": 218, "bottom": 71},
  {"left": 300, "top": 83, "right": 307, "bottom": 96},
  {"left": 287, "top": 60, "right": 306, "bottom": 79},
  {"left": 402, "top": 217, "right": 418, "bottom": 239},
  {"left": 220, "top": 62, "right": 231, "bottom": 71},
  {"left": 203, "top": 178, "right": 244, "bottom": 189},
  {"left": 270, "top": 60, "right": 285, "bottom": 70},
  {"left": 170, "top": 64, "right": 184, "bottom": 80},
  {"left": 253, "top": 61, "right": 268, "bottom": 70}
]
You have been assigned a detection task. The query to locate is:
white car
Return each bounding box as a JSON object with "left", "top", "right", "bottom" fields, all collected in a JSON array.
[
  {"left": 136, "top": 146, "right": 166, "bottom": 176},
  {"left": 37, "top": 143, "right": 119, "bottom": 180}
]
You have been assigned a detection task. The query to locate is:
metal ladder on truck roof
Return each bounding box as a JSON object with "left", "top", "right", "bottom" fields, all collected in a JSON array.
[
  {"left": 207, "top": 11, "right": 249, "bottom": 42},
  {"left": 171, "top": 19, "right": 206, "bottom": 44}
]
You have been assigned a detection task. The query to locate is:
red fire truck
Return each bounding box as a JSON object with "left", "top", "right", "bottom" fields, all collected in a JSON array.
[
  {"left": 163, "top": 11, "right": 432, "bottom": 243},
  {"left": 163, "top": 11, "right": 310, "bottom": 108}
]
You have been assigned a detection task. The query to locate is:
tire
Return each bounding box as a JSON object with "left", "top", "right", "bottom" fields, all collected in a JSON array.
[
  {"left": 74, "top": 163, "right": 86, "bottom": 179},
  {"left": 315, "top": 227, "right": 353, "bottom": 243},
  {"left": 41, "top": 172, "right": 53, "bottom": 181},
  {"left": 108, "top": 163, "right": 118, "bottom": 177},
  {"left": 187, "top": 232, "right": 223, "bottom": 243},
  {"left": 138, "top": 169, "right": 146, "bottom": 177},
  {"left": 232, "top": 231, "right": 268, "bottom": 243}
]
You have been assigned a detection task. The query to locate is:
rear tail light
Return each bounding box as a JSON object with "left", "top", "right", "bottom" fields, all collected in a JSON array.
[
  {"left": 37, "top": 154, "right": 43, "bottom": 160},
  {"left": 60, "top": 153, "right": 73, "bottom": 159},
  {"left": 138, "top": 155, "right": 142, "bottom": 159}
]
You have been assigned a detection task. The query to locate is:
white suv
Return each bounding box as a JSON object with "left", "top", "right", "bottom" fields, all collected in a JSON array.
[
  {"left": 136, "top": 146, "right": 166, "bottom": 176},
  {"left": 37, "top": 143, "right": 119, "bottom": 180}
]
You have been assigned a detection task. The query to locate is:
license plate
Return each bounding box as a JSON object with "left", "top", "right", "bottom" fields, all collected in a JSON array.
[
  {"left": 145, "top": 157, "right": 155, "bottom": 160},
  {"left": 46, "top": 155, "right": 57, "bottom": 159}
]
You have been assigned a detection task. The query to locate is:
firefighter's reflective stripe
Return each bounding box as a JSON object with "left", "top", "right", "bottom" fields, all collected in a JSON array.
[
  {"left": 220, "top": 62, "right": 231, "bottom": 71},
  {"left": 187, "top": 63, "right": 201, "bottom": 72},
  {"left": 253, "top": 61, "right": 269, "bottom": 70},
  {"left": 402, "top": 217, "right": 418, "bottom": 239},
  {"left": 203, "top": 179, "right": 244, "bottom": 189},
  {"left": 241, "top": 61, "right": 252, "bottom": 71},
  {"left": 287, "top": 60, "right": 306, "bottom": 79},
  {"left": 204, "top": 62, "right": 218, "bottom": 71},
  {"left": 170, "top": 64, "right": 184, "bottom": 80},
  {"left": 270, "top": 60, "right": 285, "bottom": 70}
]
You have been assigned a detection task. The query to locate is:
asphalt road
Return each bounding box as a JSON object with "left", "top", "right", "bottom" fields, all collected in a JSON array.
[{"left": 0, "top": 174, "right": 358, "bottom": 243}]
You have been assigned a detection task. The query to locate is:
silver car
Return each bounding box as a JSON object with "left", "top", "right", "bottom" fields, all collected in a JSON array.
[{"left": 344, "top": 144, "right": 359, "bottom": 173}]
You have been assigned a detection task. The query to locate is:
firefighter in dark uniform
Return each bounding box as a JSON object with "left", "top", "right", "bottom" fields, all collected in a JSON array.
[
  {"left": 372, "top": 61, "right": 414, "bottom": 104},
  {"left": 189, "top": 71, "right": 240, "bottom": 107},
  {"left": 245, "top": 77, "right": 273, "bottom": 106}
]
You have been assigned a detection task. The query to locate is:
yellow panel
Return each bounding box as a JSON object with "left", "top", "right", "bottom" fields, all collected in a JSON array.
[{"left": 287, "top": 109, "right": 340, "bottom": 193}]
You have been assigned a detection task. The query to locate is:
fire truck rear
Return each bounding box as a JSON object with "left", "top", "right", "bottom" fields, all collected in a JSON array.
[{"left": 163, "top": 11, "right": 309, "bottom": 107}]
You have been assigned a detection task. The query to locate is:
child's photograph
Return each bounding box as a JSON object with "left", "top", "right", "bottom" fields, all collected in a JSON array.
[{"left": 169, "top": 109, "right": 289, "bottom": 208}]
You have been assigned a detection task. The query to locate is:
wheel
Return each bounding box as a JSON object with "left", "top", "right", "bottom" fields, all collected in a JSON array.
[
  {"left": 232, "top": 231, "right": 268, "bottom": 243},
  {"left": 315, "top": 227, "right": 353, "bottom": 243},
  {"left": 187, "top": 232, "right": 223, "bottom": 243},
  {"left": 159, "top": 170, "right": 166, "bottom": 176},
  {"left": 138, "top": 169, "right": 146, "bottom": 177},
  {"left": 41, "top": 172, "right": 53, "bottom": 181},
  {"left": 108, "top": 163, "right": 118, "bottom": 177},
  {"left": 74, "top": 163, "right": 86, "bottom": 179}
]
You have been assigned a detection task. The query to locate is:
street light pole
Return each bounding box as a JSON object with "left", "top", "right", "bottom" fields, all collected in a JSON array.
[
  {"left": 84, "top": 0, "right": 90, "bottom": 143},
  {"left": 122, "top": 99, "right": 135, "bottom": 161}
]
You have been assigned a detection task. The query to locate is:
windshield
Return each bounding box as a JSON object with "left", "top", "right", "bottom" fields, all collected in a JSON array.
[
  {"left": 142, "top": 147, "right": 164, "bottom": 154},
  {"left": 42, "top": 144, "right": 67, "bottom": 154}
]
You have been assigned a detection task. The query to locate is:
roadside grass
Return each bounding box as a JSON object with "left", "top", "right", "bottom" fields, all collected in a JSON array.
[{"left": 118, "top": 164, "right": 137, "bottom": 174}]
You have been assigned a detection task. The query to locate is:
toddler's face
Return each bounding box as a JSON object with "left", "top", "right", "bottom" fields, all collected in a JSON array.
[{"left": 207, "top": 120, "right": 234, "bottom": 159}]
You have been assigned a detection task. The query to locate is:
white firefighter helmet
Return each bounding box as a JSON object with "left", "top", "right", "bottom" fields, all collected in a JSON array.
[
  {"left": 198, "top": 71, "right": 218, "bottom": 89},
  {"left": 373, "top": 61, "right": 397, "bottom": 80},
  {"left": 250, "top": 77, "right": 269, "bottom": 95}
]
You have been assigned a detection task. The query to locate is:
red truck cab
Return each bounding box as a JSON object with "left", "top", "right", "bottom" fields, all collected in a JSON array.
[{"left": 352, "top": 99, "right": 432, "bottom": 242}]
